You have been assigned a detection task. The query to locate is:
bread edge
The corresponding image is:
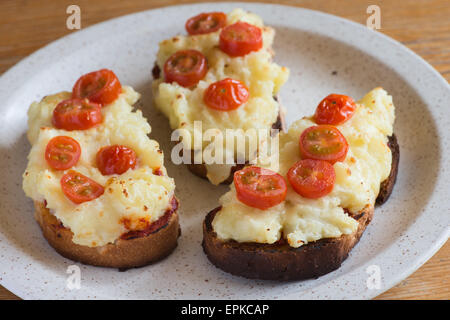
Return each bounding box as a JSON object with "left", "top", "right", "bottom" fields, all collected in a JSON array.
[{"left": 34, "top": 200, "right": 181, "bottom": 269}]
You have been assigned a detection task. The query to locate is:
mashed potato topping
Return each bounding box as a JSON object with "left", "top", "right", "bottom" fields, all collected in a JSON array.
[
  {"left": 213, "top": 88, "right": 395, "bottom": 247},
  {"left": 152, "top": 9, "right": 289, "bottom": 184},
  {"left": 23, "top": 87, "right": 176, "bottom": 247}
]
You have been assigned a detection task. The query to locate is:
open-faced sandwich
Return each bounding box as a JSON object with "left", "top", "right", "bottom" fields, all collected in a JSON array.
[
  {"left": 23, "top": 69, "right": 180, "bottom": 268},
  {"left": 151, "top": 9, "right": 289, "bottom": 185},
  {"left": 203, "top": 88, "right": 399, "bottom": 280}
]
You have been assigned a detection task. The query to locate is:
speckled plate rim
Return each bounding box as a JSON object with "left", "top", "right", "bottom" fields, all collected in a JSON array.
[{"left": 0, "top": 2, "right": 448, "bottom": 300}]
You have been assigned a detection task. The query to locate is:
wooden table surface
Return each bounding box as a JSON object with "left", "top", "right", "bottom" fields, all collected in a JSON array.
[{"left": 0, "top": 0, "right": 448, "bottom": 300}]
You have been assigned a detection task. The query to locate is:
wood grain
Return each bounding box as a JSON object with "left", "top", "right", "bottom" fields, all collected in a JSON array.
[{"left": 0, "top": 0, "right": 448, "bottom": 300}]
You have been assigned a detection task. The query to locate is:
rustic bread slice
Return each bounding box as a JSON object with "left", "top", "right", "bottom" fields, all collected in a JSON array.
[
  {"left": 202, "top": 135, "right": 399, "bottom": 280},
  {"left": 34, "top": 199, "right": 180, "bottom": 269}
]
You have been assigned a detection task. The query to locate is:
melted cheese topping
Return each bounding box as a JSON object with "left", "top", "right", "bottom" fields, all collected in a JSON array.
[
  {"left": 213, "top": 88, "right": 395, "bottom": 247},
  {"left": 152, "top": 9, "right": 289, "bottom": 184},
  {"left": 23, "top": 87, "right": 176, "bottom": 247}
]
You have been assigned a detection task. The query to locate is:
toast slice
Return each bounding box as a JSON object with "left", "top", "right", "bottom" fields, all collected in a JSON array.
[
  {"left": 202, "top": 134, "right": 399, "bottom": 280},
  {"left": 23, "top": 75, "right": 180, "bottom": 269},
  {"left": 34, "top": 199, "right": 180, "bottom": 269}
]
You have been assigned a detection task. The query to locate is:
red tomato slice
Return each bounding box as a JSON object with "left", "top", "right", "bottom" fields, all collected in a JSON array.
[
  {"left": 299, "top": 125, "right": 349, "bottom": 164},
  {"left": 314, "top": 94, "right": 356, "bottom": 125},
  {"left": 203, "top": 78, "right": 249, "bottom": 111},
  {"left": 219, "top": 22, "right": 263, "bottom": 57},
  {"left": 72, "top": 69, "right": 122, "bottom": 106},
  {"left": 60, "top": 170, "right": 104, "bottom": 204},
  {"left": 234, "top": 166, "right": 287, "bottom": 210},
  {"left": 164, "top": 50, "right": 208, "bottom": 87},
  {"left": 186, "top": 12, "right": 227, "bottom": 35},
  {"left": 96, "top": 145, "right": 137, "bottom": 175},
  {"left": 45, "top": 136, "right": 81, "bottom": 171},
  {"left": 287, "top": 159, "right": 336, "bottom": 199},
  {"left": 52, "top": 98, "right": 102, "bottom": 131}
]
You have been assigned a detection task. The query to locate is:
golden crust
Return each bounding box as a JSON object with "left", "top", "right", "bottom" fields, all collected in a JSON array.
[{"left": 34, "top": 201, "right": 180, "bottom": 269}]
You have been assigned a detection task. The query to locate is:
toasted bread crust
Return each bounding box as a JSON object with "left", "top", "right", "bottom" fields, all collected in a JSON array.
[
  {"left": 202, "top": 134, "right": 399, "bottom": 280},
  {"left": 203, "top": 205, "right": 373, "bottom": 280},
  {"left": 376, "top": 134, "right": 399, "bottom": 205},
  {"left": 34, "top": 200, "right": 180, "bottom": 269}
]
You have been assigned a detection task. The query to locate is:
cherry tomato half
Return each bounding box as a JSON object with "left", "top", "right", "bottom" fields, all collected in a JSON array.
[
  {"left": 96, "top": 145, "right": 137, "bottom": 175},
  {"left": 164, "top": 50, "right": 208, "bottom": 87},
  {"left": 60, "top": 170, "right": 104, "bottom": 204},
  {"left": 219, "top": 22, "right": 263, "bottom": 57},
  {"left": 45, "top": 136, "right": 81, "bottom": 171},
  {"left": 186, "top": 12, "right": 227, "bottom": 35},
  {"left": 204, "top": 78, "right": 249, "bottom": 111},
  {"left": 234, "top": 166, "right": 287, "bottom": 210},
  {"left": 72, "top": 69, "right": 122, "bottom": 106},
  {"left": 299, "top": 125, "right": 349, "bottom": 164},
  {"left": 314, "top": 94, "right": 356, "bottom": 125},
  {"left": 52, "top": 98, "right": 102, "bottom": 131},
  {"left": 287, "top": 159, "right": 336, "bottom": 199}
]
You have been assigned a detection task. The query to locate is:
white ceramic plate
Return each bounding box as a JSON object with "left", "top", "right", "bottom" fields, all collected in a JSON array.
[{"left": 0, "top": 2, "right": 448, "bottom": 300}]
